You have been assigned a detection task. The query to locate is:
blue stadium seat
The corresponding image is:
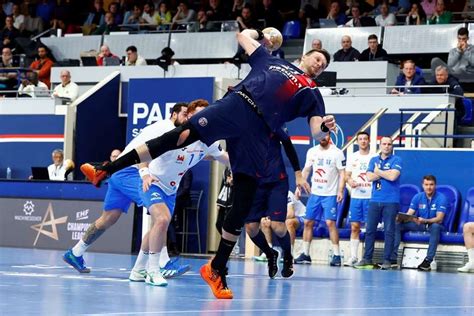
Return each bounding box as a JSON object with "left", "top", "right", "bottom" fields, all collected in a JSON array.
[
  {"left": 441, "top": 187, "right": 474, "bottom": 244},
  {"left": 460, "top": 98, "right": 473, "bottom": 125},
  {"left": 282, "top": 20, "right": 301, "bottom": 39},
  {"left": 312, "top": 188, "right": 349, "bottom": 238},
  {"left": 402, "top": 185, "right": 461, "bottom": 243},
  {"left": 400, "top": 184, "right": 421, "bottom": 213}
]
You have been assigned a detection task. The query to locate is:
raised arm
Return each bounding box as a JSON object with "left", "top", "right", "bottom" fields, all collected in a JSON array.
[{"left": 236, "top": 29, "right": 263, "bottom": 56}]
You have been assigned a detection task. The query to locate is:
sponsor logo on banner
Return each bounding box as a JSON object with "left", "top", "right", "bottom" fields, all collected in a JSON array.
[
  {"left": 14, "top": 201, "right": 42, "bottom": 221},
  {"left": 67, "top": 222, "right": 91, "bottom": 241},
  {"left": 31, "top": 203, "right": 68, "bottom": 246},
  {"left": 131, "top": 102, "right": 176, "bottom": 138}
]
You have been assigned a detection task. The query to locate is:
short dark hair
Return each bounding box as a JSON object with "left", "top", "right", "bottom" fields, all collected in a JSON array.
[
  {"left": 458, "top": 27, "right": 469, "bottom": 37},
  {"left": 356, "top": 131, "right": 369, "bottom": 139},
  {"left": 423, "top": 174, "right": 437, "bottom": 184},
  {"left": 126, "top": 45, "right": 137, "bottom": 53},
  {"left": 368, "top": 34, "right": 378, "bottom": 41},
  {"left": 171, "top": 102, "right": 187, "bottom": 116},
  {"left": 304, "top": 48, "right": 331, "bottom": 68}
]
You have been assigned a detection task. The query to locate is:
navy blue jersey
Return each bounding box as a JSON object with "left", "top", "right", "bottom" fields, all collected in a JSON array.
[
  {"left": 233, "top": 46, "right": 326, "bottom": 131},
  {"left": 258, "top": 128, "right": 289, "bottom": 184}
]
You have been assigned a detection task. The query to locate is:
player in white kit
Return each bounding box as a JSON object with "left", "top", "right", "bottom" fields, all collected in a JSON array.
[
  {"left": 344, "top": 131, "right": 377, "bottom": 266},
  {"left": 294, "top": 133, "right": 346, "bottom": 266},
  {"left": 129, "top": 99, "right": 229, "bottom": 286}
]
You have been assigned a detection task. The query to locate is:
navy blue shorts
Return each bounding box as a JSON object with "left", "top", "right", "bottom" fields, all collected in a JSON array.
[
  {"left": 189, "top": 93, "right": 271, "bottom": 177},
  {"left": 245, "top": 178, "right": 289, "bottom": 223}
]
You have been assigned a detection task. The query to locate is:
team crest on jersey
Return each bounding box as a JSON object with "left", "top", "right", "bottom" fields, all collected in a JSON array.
[{"left": 198, "top": 117, "right": 208, "bottom": 127}]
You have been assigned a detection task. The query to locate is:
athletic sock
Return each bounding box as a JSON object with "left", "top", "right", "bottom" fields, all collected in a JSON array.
[
  {"left": 303, "top": 241, "right": 311, "bottom": 256},
  {"left": 159, "top": 246, "right": 170, "bottom": 268},
  {"left": 276, "top": 232, "right": 292, "bottom": 259},
  {"left": 250, "top": 230, "right": 274, "bottom": 257},
  {"left": 211, "top": 237, "right": 236, "bottom": 272},
  {"left": 132, "top": 249, "right": 149, "bottom": 271},
  {"left": 103, "top": 150, "right": 140, "bottom": 174},
  {"left": 72, "top": 239, "right": 89, "bottom": 257},
  {"left": 147, "top": 252, "right": 161, "bottom": 272},
  {"left": 468, "top": 248, "right": 474, "bottom": 263},
  {"left": 333, "top": 244, "right": 340, "bottom": 256},
  {"left": 350, "top": 239, "right": 360, "bottom": 259}
]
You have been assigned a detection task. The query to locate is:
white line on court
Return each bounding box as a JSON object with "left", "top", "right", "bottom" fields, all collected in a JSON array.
[{"left": 81, "top": 305, "right": 474, "bottom": 315}]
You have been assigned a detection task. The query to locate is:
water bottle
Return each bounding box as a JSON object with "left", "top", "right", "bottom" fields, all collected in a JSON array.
[
  {"left": 328, "top": 249, "right": 333, "bottom": 265},
  {"left": 6, "top": 167, "right": 11, "bottom": 179}
]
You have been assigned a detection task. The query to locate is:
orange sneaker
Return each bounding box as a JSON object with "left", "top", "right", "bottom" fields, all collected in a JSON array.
[
  {"left": 199, "top": 261, "right": 233, "bottom": 299},
  {"left": 80, "top": 163, "right": 108, "bottom": 187}
]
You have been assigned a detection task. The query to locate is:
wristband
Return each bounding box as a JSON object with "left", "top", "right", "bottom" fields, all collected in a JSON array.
[
  {"left": 139, "top": 167, "right": 150, "bottom": 178},
  {"left": 255, "top": 29, "right": 264, "bottom": 41},
  {"left": 321, "top": 122, "right": 329, "bottom": 133}
]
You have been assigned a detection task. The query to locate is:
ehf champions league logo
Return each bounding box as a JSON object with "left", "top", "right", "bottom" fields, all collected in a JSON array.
[{"left": 312, "top": 123, "right": 345, "bottom": 148}]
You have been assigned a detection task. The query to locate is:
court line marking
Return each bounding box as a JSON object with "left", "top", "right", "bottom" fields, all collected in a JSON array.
[{"left": 82, "top": 305, "right": 474, "bottom": 315}]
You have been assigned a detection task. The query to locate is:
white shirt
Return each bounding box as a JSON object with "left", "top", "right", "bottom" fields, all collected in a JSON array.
[
  {"left": 48, "top": 162, "right": 68, "bottom": 181},
  {"left": 375, "top": 13, "right": 396, "bottom": 26},
  {"left": 304, "top": 144, "right": 346, "bottom": 196},
  {"left": 53, "top": 81, "right": 79, "bottom": 101},
  {"left": 18, "top": 81, "right": 49, "bottom": 98},
  {"left": 288, "top": 191, "right": 306, "bottom": 217},
  {"left": 346, "top": 151, "right": 377, "bottom": 199},
  {"left": 142, "top": 11, "right": 160, "bottom": 25},
  {"left": 125, "top": 55, "right": 147, "bottom": 66},
  {"left": 13, "top": 14, "right": 24, "bottom": 29}
]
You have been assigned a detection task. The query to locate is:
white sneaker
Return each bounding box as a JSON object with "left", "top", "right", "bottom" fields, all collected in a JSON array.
[
  {"left": 146, "top": 270, "right": 168, "bottom": 286},
  {"left": 129, "top": 269, "right": 147, "bottom": 282},
  {"left": 344, "top": 257, "right": 358, "bottom": 267},
  {"left": 253, "top": 253, "right": 268, "bottom": 262},
  {"left": 457, "top": 262, "right": 474, "bottom": 273}
]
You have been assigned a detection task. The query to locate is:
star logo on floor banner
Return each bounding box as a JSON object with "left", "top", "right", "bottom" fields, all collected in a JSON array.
[{"left": 30, "top": 203, "right": 68, "bottom": 246}]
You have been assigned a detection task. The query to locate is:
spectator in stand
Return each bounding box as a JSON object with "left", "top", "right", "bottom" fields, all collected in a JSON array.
[
  {"left": 125, "top": 4, "right": 143, "bottom": 25},
  {"left": 30, "top": 45, "right": 54, "bottom": 89},
  {"left": 392, "top": 175, "right": 447, "bottom": 271},
  {"left": 354, "top": 137, "right": 402, "bottom": 270},
  {"left": 359, "top": 34, "right": 388, "bottom": 61},
  {"left": 312, "top": 38, "right": 322, "bottom": 50},
  {"left": 421, "top": 0, "right": 436, "bottom": 18},
  {"left": 53, "top": 70, "right": 79, "bottom": 102},
  {"left": 236, "top": 5, "right": 257, "bottom": 32},
  {"left": 47, "top": 149, "right": 74, "bottom": 181},
  {"left": 108, "top": 2, "right": 123, "bottom": 25},
  {"left": 22, "top": 3, "right": 44, "bottom": 36},
  {"left": 2, "top": 1, "right": 12, "bottom": 16},
  {"left": 12, "top": 4, "right": 24, "bottom": 30},
  {"left": 36, "top": 0, "right": 55, "bottom": 26},
  {"left": 375, "top": 2, "right": 396, "bottom": 26},
  {"left": 83, "top": 0, "right": 105, "bottom": 34},
  {"left": 428, "top": 65, "right": 464, "bottom": 119},
  {"left": 462, "top": 0, "right": 474, "bottom": 19},
  {"left": 142, "top": 2, "right": 159, "bottom": 27},
  {"left": 0, "top": 15, "right": 19, "bottom": 50},
  {"left": 327, "top": 1, "right": 347, "bottom": 26},
  {"left": 431, "top": 27, "right": 473, "bottom": 80},
  {"left": 18, "top": 71, "right": 49, "bottom": 98},
  {"left": 0, "top": 46, "right": 18, "bottom": 94},
  {"left": 428, "top": 0, "right": 452, "bottom": 24},
  {"left": 125, "top": 45, "right": 147, "bottom": 66},
  {"left": 195, "top": 8, "right": 210, "bottom": 32},
  {"left": 391, "top": 60, "right": 426, "bottom": 95},
  {"left": 345, "top": 5, "right": 375, "bottom": 27},
  {"left": 172, "top": 1, "right": 196, "bottom": 28},
  {"left": 333, "top": 35, "right": 360, "bottom": 62},
  {"left": 262, "top": 0, "right": 283, "bottom": 32},
  {"left": 458, "top": 222, "right": 474, "bottom": 273},
  {"left": 206, "top": 0, "right": 229, "bottom": 22},
  {"left": 156, "top": 1, "right": 172, "bottom": 29},
  {"left": 51, "top": 0, "right": 77, "bottom": 35},
  {"left": 406, "top": 2, "right": 426, "bottom": 25},
  {"left": 96, "top": 44, "right": 119, "bottom": 66},
  {"left": 93, "top": 11, "right": 119, "bottom": 34},
  {"left": 231, "top": 0, "right": 245, "bottom": 18},
  {"left": 299, "top": 0, "right": 319, "bottom": 29}
]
